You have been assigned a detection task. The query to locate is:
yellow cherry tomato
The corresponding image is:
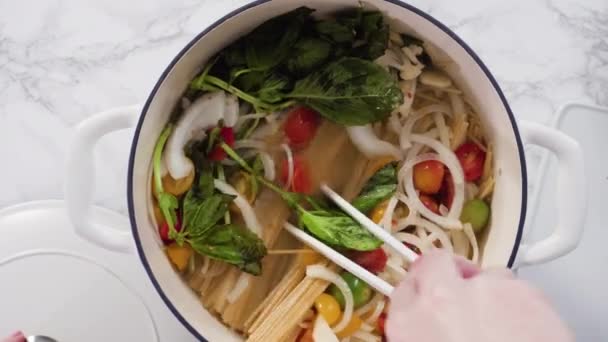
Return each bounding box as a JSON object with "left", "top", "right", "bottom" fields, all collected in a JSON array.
[
  {"left": 314, "top": 294, "right": 342, "bottom": 325},
  {"left": 152, "top": 170, "right": 195, "bottom": 198},
  {"left": 370, "top": 199, "right": 390, "bottom": 224},
  {"left": 298, "top": 249, "right": 323, "bottom": 267},
  {"left": 370, "top": 200, "right": 410, "bottom": 226},
  {"left": 163, "top": 171, "right": 195, "bottom": 197},
  {"left": 166, "top": 243, "right": 193, "bottom": 272},
  {"left": 336, "top": 314, "right": 363, "bottom": 339}
]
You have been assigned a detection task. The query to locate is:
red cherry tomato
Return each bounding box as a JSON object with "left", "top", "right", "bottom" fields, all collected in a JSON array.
[
  {"left": 413, "top": 160, "right": 445, "bottom": 194},
  {"left": 280, "top": 156, "right": 312, "bottom": 194},
  {"left": 159, "top": 212, "right": 182, "bottom": 244},
  {"left": 377, "top": 312, "right": 387, "bottom": 335},
  {"left": 284, "top": 107, "right": 321, "bottom": 148},
  {"left": 209, "top": 127, "right": 236, "bottom": 161},
  {"left": 348, "top": 248, "right": 388, "bottom": 274},
  {"left": 439, "top": 170, "right": 455, "bottom": 209},
  {"left": 455, "top": 142, "right": 486, "bottom": 181},
  {"left": 419, "top": 194, "right": 440, "bottom": 214}
]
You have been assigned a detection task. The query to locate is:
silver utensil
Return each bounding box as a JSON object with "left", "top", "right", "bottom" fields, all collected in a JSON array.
[{"left": 27, "top": 336, "right": 58, "bottom": 342}]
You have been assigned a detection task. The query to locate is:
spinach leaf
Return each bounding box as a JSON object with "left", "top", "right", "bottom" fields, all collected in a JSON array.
[
  {"left": 286, "top": 57, "right": 403, "bottom": 125},
  {"left": 189, "top": 224, "right": 267, "bottom": 275},
  {"left": 300, "top": 210, "right": 382, "bottom": 251},
  {"left": 285, "top": 37, "right": 331, "bottom": 76},
  {"left": 352, "top": 162, "right": 398, "bottom": 213}
]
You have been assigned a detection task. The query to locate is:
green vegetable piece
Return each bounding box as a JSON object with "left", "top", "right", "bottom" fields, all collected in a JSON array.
[
  {"left": 352, "top": 162, "right": 398, "bottom": 213},
  {"left": 188, "top": 224, "right": 267, "bottom": 275},
  {"left": 460, "top": 199, "right": 490, "bottom": 233},
  {"left": 300, "top": 210, "right": 382, "bottom": 251},
  {"left": 328, "top": 272, "right": 372, "bottom": 309},
  {"left": 351, "top": 11, "right": 389, "bottom": 60},
  {"left": 244, "top": 7, "right": 314, "bottom": 71},
  {"left": 182, "top": 190, "right": 235, "bottom": 240},
  {"left": 255, "top": 73, "right": 291, "bottom": 104},
  {"left": 314, "top": 20, "right": 355, "bottom": 43},
  {"left": 285, "top": 37, "right": 331, "bottom": 76},
  {"left": 153, "top": 125, "right": 182, "bottom": 242},
  {"left": 286, "top": 57, "right": 403, "bottom": 126}
]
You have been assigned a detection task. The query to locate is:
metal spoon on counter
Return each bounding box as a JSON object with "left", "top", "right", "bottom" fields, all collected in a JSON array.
[{"left": 26, "top": 336, "right": 57, "bottom": 342}]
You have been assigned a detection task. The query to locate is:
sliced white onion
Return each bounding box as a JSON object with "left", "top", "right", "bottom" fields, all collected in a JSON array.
[
  {"left": 165, "top": 91, "right": 226, "bottom": 179},
  {"left": 227, "top": 273, "right": 250, "bottom": 303},
  {"left": 281, "top": 143, "right": 294, "bottom": 190},
  {"left": 393, "top": 232, "right": 425, "bottom": 252},
  {"left": 347, "top": 125, "right": 402, "bottom": 160},
  {"left": 463, "top": 223, "right": 480, "bottom": 264},
  {"left": 416, "top": 225, "right": 428, "bottom": 240},
  {"left": 313, "top": 315, "right": 340, "bottom": 342},
  {"left": 385, "top": 257, "right": 407, "bottom": 280},
  {"left": 234, "top": 113, "right": 266, "bottom": 132},
  {"left": 380, "top": 196, "right": 398, "bottom": 231},
  {"left": 439, "top": 204, "right": 449, "bottom": 216},
  {"left": 352, "top": 331, "right": 381, "bottom": 342},
  {"left": 411, "top": 216, "right": 454, "bottom": 253},
  {"left": 258, "top": 151, "right": 276, "bottom": 181},
  {"left": 234, "top": 139, "right": 267, "bottom": 151},
  {"left": 399, "top": 111, "right": 426, "bottom": 150},
  {"left": 365, "top": 297, "right": 386, "bottom": 324},
  {"left": 451, "top": 230, "right": 471, "bottom": 259},
  {"left": 433, "top": 112, "right": 451, "bottom": 148},
  {"left": 307, "top": 265, "right": 354, "bottom": 333},
  {"left": 223, "top": 94, "right": 239, "bottom": 127},
  {"left": 214, "top": 179, "right": 262, "bottom": 237},
  {"left": 355, "top": 292, "right": 384, "bottom": 317}
]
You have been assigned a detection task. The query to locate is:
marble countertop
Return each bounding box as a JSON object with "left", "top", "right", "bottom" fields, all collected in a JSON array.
[
  {"left": 0, "top": 0, "right": 606, "bottom": 340},
  {"left": 1, "top": 0, "right": 606, "bottom": 213}
]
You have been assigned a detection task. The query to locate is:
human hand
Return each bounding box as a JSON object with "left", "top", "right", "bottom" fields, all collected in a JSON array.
[
  {"left": 386, "top": 250, "right": 574, "bottom": 342},
  {"left": 1, "top": 331, "right": 25, "bottom": 342}
]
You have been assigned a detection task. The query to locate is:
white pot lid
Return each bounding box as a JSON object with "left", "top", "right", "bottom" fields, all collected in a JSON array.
[{"left": 0, "top": 201, "right": 196, "bottom": 341}]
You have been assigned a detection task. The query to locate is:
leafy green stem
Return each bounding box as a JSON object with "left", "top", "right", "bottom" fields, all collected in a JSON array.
[
  {"left": 201, "top": 75, "right": 274, "bottom": 111},
  {"left": 153, "top": 125, "right": 172, "bottom": 194}
]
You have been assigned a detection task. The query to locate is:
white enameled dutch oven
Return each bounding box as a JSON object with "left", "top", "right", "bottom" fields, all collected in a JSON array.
[{"left": 64, "top": 1, "right": 587, "bottom": 341}]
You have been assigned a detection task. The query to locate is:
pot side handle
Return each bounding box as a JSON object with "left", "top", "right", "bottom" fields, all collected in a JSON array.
[
  {"left": 64, "top": 105, "right": 140, "bottom": 253},
  {"left": 516, "top": 120, "right": 587, "bottom": 267}
]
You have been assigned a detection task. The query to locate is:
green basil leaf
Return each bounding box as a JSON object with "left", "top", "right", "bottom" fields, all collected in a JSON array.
[
  {"left": 300, "top": 210, "right": 382, "bottom": 251},
  {"left": 255, "top": 73, "right": 291, "bottom": 103},
  {"left": 183, "top": 190, "right": 235, "bottom": 239},
  {"left": 352, "top": 162, "right": 398, "bottom": 213},
  {"left": 285, "top": 37, "right": 331, "bottom": 76},
  {"left": 188, "top": 224, "right": 267, "bottom": 275},
  {"left": 287, "top": 57, "right": 403, "bottom": 125},
  {"left": 244, "top": 7, "right": 313, "bottom": 71},
  {"left": 314, "top": 20, "right": 355, "bottom": 44},
  {"left": 351, "top": 12, "right": 389, "bottom": 60}
]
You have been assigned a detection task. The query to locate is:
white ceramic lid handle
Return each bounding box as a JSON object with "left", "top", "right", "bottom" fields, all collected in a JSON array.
[
  {"left": 518, "top": 120, "right": 587, "bottom": 267},
  {"left": 65, "top": 106, "right": 140, "bottom": 253}
]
